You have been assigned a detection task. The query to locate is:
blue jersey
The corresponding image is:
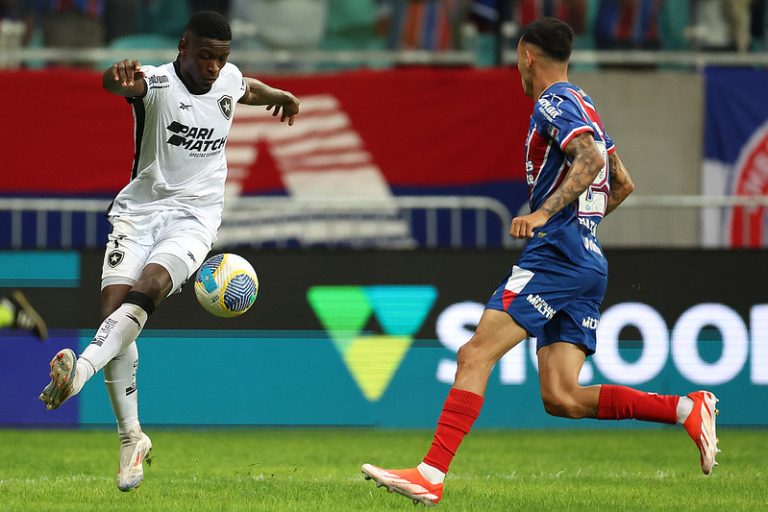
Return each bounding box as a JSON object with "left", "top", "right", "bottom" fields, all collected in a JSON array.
[{"left": 521, "top": 81, "right": 615, "bottom": 275}]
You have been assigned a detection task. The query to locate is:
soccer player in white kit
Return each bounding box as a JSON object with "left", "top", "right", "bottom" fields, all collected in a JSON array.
[{"left": 39, "top": 11, "right": 300, "bottom": 492}]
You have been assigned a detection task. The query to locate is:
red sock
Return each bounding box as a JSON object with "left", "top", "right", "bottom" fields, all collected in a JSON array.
[
  {"left": 598, "top": 384, "right": 679, "bottom": 424},
  {"left": 423, "top": 388, "right": 484, "bottom": 473}
]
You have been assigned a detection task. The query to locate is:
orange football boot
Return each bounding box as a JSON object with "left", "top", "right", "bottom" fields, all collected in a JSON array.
[
  {"left": 682, "top": 390, "right": 720, "bottom": 475},
  {"left": 362, "top": 464, "right": 443, "bottom": 506}
]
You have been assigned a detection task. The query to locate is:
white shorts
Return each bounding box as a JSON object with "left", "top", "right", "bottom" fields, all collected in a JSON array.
[{"left": 101, "top": 211, "right": 214, "bottom": 294}]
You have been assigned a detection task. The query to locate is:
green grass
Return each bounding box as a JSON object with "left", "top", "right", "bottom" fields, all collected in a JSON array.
[{"left": 0, "top": 429, "right": 765, "bottom": 511}]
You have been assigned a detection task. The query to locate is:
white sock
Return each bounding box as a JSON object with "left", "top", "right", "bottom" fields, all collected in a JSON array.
[
  {"left": 77, "top": 303, "right": 148, "bottom": 389},
  {"left": 417, "top": 462, "right": 445, "bottom": 485},
  {"left": 70, "top": 359, "right": 96, "bottom": 396},
  {"left": 677, "top": 396, "right": 694, "bottom": 423},
  {"left": 104, "top": 341, "right": 141, "bottom": 435}
]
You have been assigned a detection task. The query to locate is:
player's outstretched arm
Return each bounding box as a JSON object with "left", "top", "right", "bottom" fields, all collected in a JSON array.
[
  {"left": 604, "top": 151, "right": 635, "bottom": 216},
  {"left": 239, "top": 77, "right": 300, "bottom": 125},
  {"left": 510, "top": 132, "right": 604, "bottom": 238},
  {"left": 102, "top": 60, "right": 146, "bottom": 97}
]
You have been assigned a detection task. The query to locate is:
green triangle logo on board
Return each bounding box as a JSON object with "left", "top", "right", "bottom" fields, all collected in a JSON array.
[{"left": 307, "top": 285, "right": 437, "bottom": 401}]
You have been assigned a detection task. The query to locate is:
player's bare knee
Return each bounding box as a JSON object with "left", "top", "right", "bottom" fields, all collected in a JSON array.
[
  {"left": 456, "top": 343, "right": 475, "bottom": 369},
  {"left": 131, "top": 277, "right": 168, "bottom": 304},
  {"left": 456, "top": 341, "right": 493, "bottom": 374}
]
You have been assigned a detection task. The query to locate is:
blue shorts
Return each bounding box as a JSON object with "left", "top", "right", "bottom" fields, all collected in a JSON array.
[{"left": 485, "top": 258, "right": 607, "bottom": 355}]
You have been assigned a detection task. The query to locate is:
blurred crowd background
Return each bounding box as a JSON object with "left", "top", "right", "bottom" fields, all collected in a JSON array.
[
  {"left": 0, "top": 0, "right": 765, "bottom": 71},
  {"left": 2, "top": 1, "right": 766, "bottom": 253}
]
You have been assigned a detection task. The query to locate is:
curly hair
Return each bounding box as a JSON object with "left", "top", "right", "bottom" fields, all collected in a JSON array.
[{"left": 186, "top": 10, "right": 232, "bottom": 41}]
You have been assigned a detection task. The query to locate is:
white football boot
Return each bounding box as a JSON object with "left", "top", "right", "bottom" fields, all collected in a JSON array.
[{"left": 117, "top": 430, "right": 153, "bottom": 492}]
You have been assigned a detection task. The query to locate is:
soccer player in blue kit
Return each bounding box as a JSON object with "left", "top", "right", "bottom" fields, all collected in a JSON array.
[{"left": 362, "top": 17, "right": 719, "bottom": 506}]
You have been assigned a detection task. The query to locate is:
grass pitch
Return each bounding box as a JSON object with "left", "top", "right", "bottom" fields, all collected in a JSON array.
[{"left": 0, "top": 428, "right": 765, "bottom": 511}]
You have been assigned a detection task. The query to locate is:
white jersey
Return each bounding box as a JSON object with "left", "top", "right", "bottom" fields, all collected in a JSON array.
[{"left": 109, "top": 61, "right": 247, "bottom": 238}]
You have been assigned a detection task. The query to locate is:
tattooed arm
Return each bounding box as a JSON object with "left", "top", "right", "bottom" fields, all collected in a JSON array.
[
  {"left": 510, "top": 132, "right": 605, "bottom": 238},
  {"left": 604, "top": 151, "right": 635, "bottom": 216}
]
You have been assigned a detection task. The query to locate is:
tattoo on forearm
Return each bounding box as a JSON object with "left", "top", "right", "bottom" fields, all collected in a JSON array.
[
  {"left": 605, "top": 152, "right": 634, "bottom": 215},
  {"left": 607, "top": 190, "right": 625, "bottom": 210},
  {"left": 540, "top": 134, "right": 602, "bottom": 218}
]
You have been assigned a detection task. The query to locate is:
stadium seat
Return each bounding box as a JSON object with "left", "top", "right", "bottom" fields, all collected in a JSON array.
[
  {"left": 102, "top": 34, "right": 179, "bottom": 68},
  {"left": 319, "top": 0, "right": 385, "bottom": 70}
]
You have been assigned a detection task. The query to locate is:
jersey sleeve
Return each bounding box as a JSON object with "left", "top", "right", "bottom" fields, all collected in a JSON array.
[
  {"left": 604, "top": 130, "right": 616, "bottom": 154},
  {"left": 238, "top": 78, "right": 247, "bottom": 101},
  {"left": 534, "top": 93, "right": 594, "bottom": 152},
  {"left": 127, "top": 65, "right": 170, "bottom": 105},
  {"left": 228, "top": 63, "right": 247, "bottom": 101}
]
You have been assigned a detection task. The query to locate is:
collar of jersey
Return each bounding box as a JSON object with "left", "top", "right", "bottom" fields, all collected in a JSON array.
[{"left": 537, "top": 81, "right": 571, "bottom": 100}]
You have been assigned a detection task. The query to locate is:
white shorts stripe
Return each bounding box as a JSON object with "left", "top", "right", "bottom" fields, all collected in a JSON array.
[{"left": 504, "top": 265, "right": 534, "bottom": 294}]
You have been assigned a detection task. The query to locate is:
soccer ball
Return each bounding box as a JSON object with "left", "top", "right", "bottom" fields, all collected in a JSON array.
[{"left": 194, "top": 253, "right": 258, "bottom": 318}]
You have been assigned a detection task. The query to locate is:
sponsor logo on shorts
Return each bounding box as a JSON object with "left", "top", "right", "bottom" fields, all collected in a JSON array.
[
  {"left": 526, "top": 294, "right": 555, "bottom": 320},
  {"left": 582, "top": 316, "right": 599, "bottom": 329},
  {"left": 107, "top": 250, "right": 124, "bottom": 268}
]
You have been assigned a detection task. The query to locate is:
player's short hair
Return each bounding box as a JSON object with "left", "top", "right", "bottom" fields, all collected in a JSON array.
[
  {"left": 520, "top": 17, "right": 573, "bottom": 62},
  {"left": 186, "top": 10, "right": 232, "bottom": 41}
]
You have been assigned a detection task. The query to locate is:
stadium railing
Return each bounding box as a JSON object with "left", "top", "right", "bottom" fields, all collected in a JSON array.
[
  {"left": 1, "top": 195, "right": 767, "bottom": 250},
  {"left": 0, "top": 196, "right": 514, "bottom": 249}
]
